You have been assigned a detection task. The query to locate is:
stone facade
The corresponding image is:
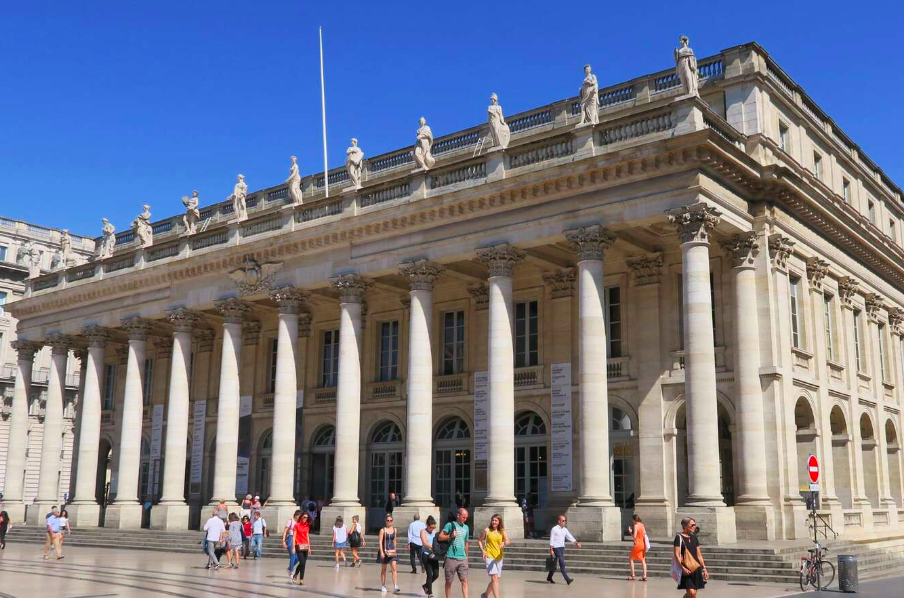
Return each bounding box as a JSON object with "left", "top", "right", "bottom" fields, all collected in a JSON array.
[{"left": 4, "top": 42, "right": 904, "bottom": 542}]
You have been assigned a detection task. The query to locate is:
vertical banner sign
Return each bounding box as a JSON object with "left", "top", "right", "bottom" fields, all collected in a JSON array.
[
  {"left": 189, "top": 400, "right": 206, "bottom": 496},
  {"left": 473, "top": 371, "right": 489, "bottom": 489},
  {"left": 148, "top": 404, "right": 165, "bottom": 497},
  {"left": 295, "top": 390, "right": 304, "bottom": 494},
  {"left": 235, "top": 395, "right": 253, "bottom": 496},
  {"left": 550, "top": 363, "right": 574, "bottom": 492}
]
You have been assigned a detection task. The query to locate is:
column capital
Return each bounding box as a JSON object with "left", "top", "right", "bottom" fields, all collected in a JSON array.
[
  {"left": 475, "top": 243, "right": 524, "bottom": 277},
  {"left": 45, "top": 332, "right": 73, "bottom": 355},
  {"left": 11, "top": 340, "right": 43, "bottom": 361},
  {"left": 242, "top": 321, "right": 262, "bottom": 345},
  {"left": 120, "top": 317, "right": 153, "bottom": 341},
  {"left": 299, "top": 312, "right": 313, "bottom": 338},
  {"left": 767, "top": 233, "right": 795, "bottom": 271},
  {"left": 194, "top": 329, "right": 215, "bottom": 352},
  {"left": 719, "top": 231, "right": 760, "bottom": 269},
  {"left": 666, "top": 204, "right": 721, "bottom": 245},
  {"left": 468, "top": 285, "right": 489, "bottom": 310},
  {"left": 166, "top": 308, "right": 201, "bottom": 332},
  {"left": 838, "top": 276, "right": 859, "bottom": 309},
  {"left": 153, "top": 337, "right": 173, "bottom": 358},
  {"left": 215, "top": 297, "right": 251, "bottom": 323},
  {"left": 806, "top": 257, "right": 830, "bottom": 291},
  {"left": 82, "top": 325, "right": 113, "bottom": 348},
  {"left": 73, "top": 347, "right": 89, "bottom": 363},
  {"left": 564, "top": 225, "right": 615, "bottom": 261},
  {"left": 889, "top": 308, "right": 904, "bottom": 337},
  {"left": 398, "top": 259, "right": 444, "bottom": 291},
  {"left": 330, "top": 273, "right": 370, "bottom": 304},
  {"left": 269, "top": 287, "right": 309, "bottom": 314},
  {"left": 542, "top": 268, "right": 576, "bottom": 299},
  {"left": 626, "top": 253, "right": 663, "bottom": 286},
  {"left": 866, "top": 293, "right": 885, "bottom": 323}
]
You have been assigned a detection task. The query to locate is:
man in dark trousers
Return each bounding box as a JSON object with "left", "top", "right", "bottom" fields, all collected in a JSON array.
[{"left": 385, "top": 492, "right": 400, "bottom": 517}]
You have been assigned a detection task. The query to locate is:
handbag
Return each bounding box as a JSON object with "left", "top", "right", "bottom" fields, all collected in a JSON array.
[
  {"left": 644, "top": 532, "right": 651, "bottom": 552},
  {"left": 349, "top": 530, "right": 362, "bottom": 547},
  {"left": 545, "top": 555, "right": 557, "bottom": 573},
  {"left": 676, "top": 534, "right": 701, "bottom": 574}
]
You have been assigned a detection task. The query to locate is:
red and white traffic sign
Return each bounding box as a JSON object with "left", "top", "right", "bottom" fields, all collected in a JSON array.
[{"left": 807, "top": 454, "right": 820, "bottom": 484}]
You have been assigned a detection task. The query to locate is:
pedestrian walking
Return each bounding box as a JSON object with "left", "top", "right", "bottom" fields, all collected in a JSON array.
[
  {"left": 547, "top": 514, "right": 581, "bottom": 585},
  {"left": 42, "top": 505, "right": 59, "bottom": 559},
  {"left": 227, "top": 513, "right": 243, "bottom": 569},
  {"left": 439, "top": 508, "right": 470, "bottom": 598},
  {"left": 348, "top": 514, "right": 366, "bottom": 566},
  {"left": 251, "top": 495, "right": 263, "bottom": 517},
  {"left": 282, "top": 510, "right": 301, "bottom": 576},
  {"left": 215, "top": 499, "right": 229, "bottom": 522},
  {"left": 520, "top": 497, "right": 535, "bottom": 539},
  {"left": 378, "top": 514, "right": 401, "bottom": 593},
  {"left": 420, "top": 516, "right": 440, "bottom": 598},
  {"left": 240, "top": 494, "right": 253, "bottom": 519},
  {"left": 0, "top": 511, "right": 10, "bottom": 550},
  {"left": 628, "top": 514, "right": 648, "bottom": 581},
  {"left": 478, "top": 514, "right": 510, "bottom": 598},
  {"left": 674, "top": 517, "right": 708, "bottom": 598},
  {"left": 250, "top": 511, "right": 268, "bottom": 559},
  {"left": 241, "top": 515, "right": 252, "bottom": 558},
  {"left": 408, "top": 513, "right": 426, "bottom": 574},
  {"left": 332, "top": 515, "right": 349, "bottom": 568},
  {"left": 44, "top": 506, "right": 63, "bottom": 560},
  {"left": 58, "top": 509, "right": 71, "bottom": 556},
  {"left": 292, "top": 512, "right": 313, "bottom": 585},
  {"left": 203, "top": 511, "right": 227, "bottom": 570},
  {"left": 305, "top": 498, "right": 318, "bottom": 534}
]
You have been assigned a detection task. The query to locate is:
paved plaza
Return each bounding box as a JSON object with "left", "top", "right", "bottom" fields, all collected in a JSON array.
[{"left": 0, "top": 543, "right": 809, "bottom": 598}]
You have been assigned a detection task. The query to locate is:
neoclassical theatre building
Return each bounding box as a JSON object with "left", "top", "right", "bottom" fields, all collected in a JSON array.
[{"left": 4, "top": 40, "right": 904, "bottom": 543}]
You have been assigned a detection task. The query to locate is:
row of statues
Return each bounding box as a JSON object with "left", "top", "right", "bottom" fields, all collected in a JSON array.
[{"left": 18, "top": 230, "right": 77, "bottom": 278}]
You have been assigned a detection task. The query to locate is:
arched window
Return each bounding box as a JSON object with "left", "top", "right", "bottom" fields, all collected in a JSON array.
[
  {"left": 436, "top": 418, "right": 471, "bottom": 440},
  {"left": 313, "top": 426, "right": 336, "bottom": 447},
  {"left": 371, "top": 421, "right": 403, "bottom": 444},
  {"left": 369, "top": 422, "right": 403, "bottom": 510},
  {"left": 514, "top": 411, "right": 547, "bottom": 508},
  {"left": 887, "top": 420, "right": 899, "bottom": 445},
  {"left": 795, "top": 399, "right": 816, "bottom": 431},
  {"left": 609, "top": 406, "right": 635, "bottom": 509},
  {"left": 308, "top": 426, "right": 335, "bottom": 501},
  {"left": 434, "top": 418, "right": 472, "bottom": 512},
  {"left": 514, "top": 412, "right": 547, "bottom": 436},
  {"left": 860, "top": 414, "right": 875, "bottom": 440},
  {"left": 830, "top": 406, "right": 848, "bottom": 435},
  {"left": 611, "top": 407, "right": 632, "bottom": 431}
]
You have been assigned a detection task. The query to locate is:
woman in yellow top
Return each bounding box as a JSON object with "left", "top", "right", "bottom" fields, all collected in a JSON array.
[{"left": 478, "top": 514, "right": 511, "bottom": 598}]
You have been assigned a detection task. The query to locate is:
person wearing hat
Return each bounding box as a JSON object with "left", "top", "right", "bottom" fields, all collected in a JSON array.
[
  {"left": 241, "top": 494, "right": 252, "bottom": 520},
  {"left": 251, "top": 495, "right": 263, "bottom": 518}
]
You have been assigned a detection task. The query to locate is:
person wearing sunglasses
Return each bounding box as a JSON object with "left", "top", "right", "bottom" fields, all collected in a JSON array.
[
  {"left": 674, "top": 517, "right": 709, "bottom": 598},
  {"left": 547, "top": 515, "right": 582, "bottom": 585}
]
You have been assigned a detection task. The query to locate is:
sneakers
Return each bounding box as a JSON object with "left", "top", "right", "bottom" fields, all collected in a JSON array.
[
  {"left": 381, "top": 586, "right": 388, "bottom": 593},
  {"left": 394, "top": 587, "right": 401, "bottom": 594},
  {"left": 334, "top": 564, "right": 340, "bottom": 569}
]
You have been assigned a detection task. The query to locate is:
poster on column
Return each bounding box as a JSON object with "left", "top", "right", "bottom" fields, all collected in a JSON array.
[
  {"left": 474, "top": 371, "right": 489, "bottom": 489},
  {"left": 235, "top": 395, "right": 253, "bottom": 496},
  {"left": 189, "top": 400, "right": 206, "bottom": 496},
  {"left": 150, "top": 404, "right": 164, "bottom": 459},
  {"left": 550, "top": 362, "right": 574, "bottom": 492}
]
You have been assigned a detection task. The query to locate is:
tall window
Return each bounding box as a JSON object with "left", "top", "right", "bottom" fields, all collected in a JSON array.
[
  {"left": 268, "top": 338, "right": 278, "bottom": 393},
  {"left": 514, "top": 412, "right": 548, "bottom": 507},
  {"left": 879, "top": 324, "right": 888, "bottom": 382},
  {"left": 853, "top": 310, "right": 864, "bottom": 372},
  {"left": 842, "top": 179, "right": 851, "bottom": 203},
  {"left": 514, "top": 300, "right": 539, "bottom": 368},
  {"left": 142, "top": 359, "right": 154, "bottom": 406},
  {"left": 813, "top": 152, "right": 822, "bottom": 180},
  {"left": 868, "top": 200, "right": 877, "bottom": 225},
  {"left": 890, "top": 219, "right": 897, "bottom": 243},
  {"left": 103, "top": 363, "right": 116, "bottom": 410},
  {"left": 789, "top": 276, "right": 802, "bottom": 349},
  {"left": 779, "top": 122, "right": 790, "bottom": 152},
  {"left": 378, "top": 321, "right": 400, "bottom": 381},
  {"left": 0, "top": 246, "right": 6, "bottom": 261},
  {"left": 321, "top": 330, "right": 339, "bottom": 387},
  {"left": 0, "top": 290, "right": 6, "bottom": 315},
  {"left": 442, "top": 311, "right": 465, "bottom": 375},
  {"left": 605, "top": 286, "right": 622, "bottom": 358},
  {"left": 824, "top": 295, "right": 835, "bottom": 362}
]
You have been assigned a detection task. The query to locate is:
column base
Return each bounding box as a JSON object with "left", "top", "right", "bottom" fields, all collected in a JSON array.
[
  {"left": 392, "top": 505, "right": 441, "bottom": 537},
  {"left": 882, "top": 499, "right": 899, "bottom": 527},
  {"left": 3, "top": 503, "right": 27, "bottom": 524},
  {"left": 150, "top": 503, "right": 190, "bottom": 530},
  {"left": 632, "top": 499, "right": 674, "bottom": 538},
  {"left": 676, "top": 506, "right": 737, "bottom": 545},
  {"left": 474, "top": 505, "right": 524, "bottom": 540},
  {"left": 104, "top": 503, "right": 144, "bottom": 529},
  {"left": 734, "top": 503, "right": 776, "bottom": 540},
  {"left": 319, "top": 505, "right": 367, "bottom": 536},
  {"left": 66, "top": 503, "right": 101, "bottom": 527},
  {"left": 261, "top": 503, "right": 302, "bottom": 529},
  {"left": 26, "top": 502, "right": 58, "bottom": 525},
  {"left": 565, "top": 505, "right": 623, "bottom": 542}
]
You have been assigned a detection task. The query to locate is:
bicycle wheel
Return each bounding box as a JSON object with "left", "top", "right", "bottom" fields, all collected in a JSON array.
[
  {"left": 799, "top": 563, "right": 811, "bottom": 592},
  {"left": 818, "top": 560, "right": 835, "bottom": 590}
]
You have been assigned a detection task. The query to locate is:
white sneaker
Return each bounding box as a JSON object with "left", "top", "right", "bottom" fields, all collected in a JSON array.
[
  {"left": 335, "top": 564, "right": 340, "bottom": 569},
  {"left": 394, "top": 587, "right": 401, "bottom": 594},
  {"left": 381, "top": 586, "right": 388, "bottom": 593}
]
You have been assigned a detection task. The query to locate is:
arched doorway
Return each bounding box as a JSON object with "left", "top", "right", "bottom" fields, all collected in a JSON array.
[
  {"left": 514, "top": 411, "right": 548, "bottom": 527},
  {"left": 433, "top": 417, "right": 471, "bottom": 514},
  {"left": 610, "top": 405, "right": 637, "bottom": 530},
  {"left": 830, "top": 406, "right": 853, "bottom": 508},
  {"left": 256, "top": 429, "right": 272, "bottom": 501},
  {"left": 860, "top": 414, "right": 880, "bottom": 508},
  {"left": 794, "top": 398, "right": 819, "bottom": 502},
  {"left": 367, "top": 421, "right": 403, "bottom": 529},
  {"left": 675, "top": 401, "right": 736, "bottom": 506},
  {"left": 309, "top": 425, "right": 335, "bottom": 502},
  {"left": 886, "top": 420, "right": 903, "bottom": 508}
]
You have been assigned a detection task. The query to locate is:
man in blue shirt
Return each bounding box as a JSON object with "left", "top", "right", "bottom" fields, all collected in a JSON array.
[{"left": 44, "top": 507, "right": 63, "bottom": 560}]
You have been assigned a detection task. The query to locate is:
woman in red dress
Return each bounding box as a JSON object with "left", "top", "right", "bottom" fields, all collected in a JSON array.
[{"left": 628, "top": 514, "right": 648, "bottom": 581}]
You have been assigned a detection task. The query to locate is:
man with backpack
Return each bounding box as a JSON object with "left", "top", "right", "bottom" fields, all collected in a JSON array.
[{"left": 438, "top": 508, "right": 470, "bottom": 598}]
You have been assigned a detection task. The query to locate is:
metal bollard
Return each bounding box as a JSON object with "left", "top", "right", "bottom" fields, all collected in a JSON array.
[{"left": 837, "top": 554, "right": 858, "bottom": 593}]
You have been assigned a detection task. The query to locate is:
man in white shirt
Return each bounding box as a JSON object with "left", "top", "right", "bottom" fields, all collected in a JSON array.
[
  {"left": 407, "top": 514, "right": 427, "bottom": 574},
  {"left": 250, "top": 511, "right": 268, "bottom": 559},
  {"left": 547, "top": 515, "right": 582, "bottom": 585},
  {"left": 203, "top": 513, "right": 226, "bottom": 569}
]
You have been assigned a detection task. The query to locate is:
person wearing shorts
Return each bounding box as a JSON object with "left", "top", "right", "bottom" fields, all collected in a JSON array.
[
  {"left": 478, "top": 513, "right": 510, "bottom": 598},
  {"left": 439, "top": 508, "right": 470, "bottom": 598},
  {"left": 332, "top": 515, "right": 349, "bottom": 568}
]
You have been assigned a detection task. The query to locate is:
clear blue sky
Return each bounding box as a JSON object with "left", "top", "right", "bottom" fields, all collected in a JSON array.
[{"left": 2, "top": 1, "right": 901, "bottom": 237}]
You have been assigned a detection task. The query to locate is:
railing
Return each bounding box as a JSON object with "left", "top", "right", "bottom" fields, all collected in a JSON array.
[
  {"left": 369, "top": 381, "right": 401, "bottom": 401},
  {"left": 26, "top": 223, "right": 52, "bottom": 237},
  {"left": 0, "top": 217, "right": 16, "bottom": 228},
  {"left": 191, "top": 231, "right": 229, "bottom": 250},
  {"left": 370, "top": 149, "right": 414, "bottom": 173},
  {"left": 297, "top": 199, "right": 344, "bottom": 222},
  {"left": 0, "top": 363, "right": 15, "bottom": 379},
  {"left": 429, "top": 162, "right": 486, "bottom": 190},
  {"left": 600, "top": 85, "right": 636, "bottom": 107},
  {"left": 703, "top": 112, "right": 746, "bottom": 149},
  {"left": 152, "top": 220, "right": 174, "bottom": 235},
  {"left": 147, "top": 244, "right": 180, "bottom": 262},
  {"left": 514, "top": 365, "right": 544, "bottom": 388},
  {"left": 261, "top": 393, "right": 274, "bottom": 409},
  {"left": 434, "top": 373, "right": 468, "bottom": 395},
  {"left": 32, "top": 368, "right": 50, "bottom": 384},
  {"left": 116, "top": 230, "right": 136, "bottom": 245},
  {"left": 360, "top": 184, "right": 409, "bottom": 208},
  {"left": 32, "top": 276, "right": 59, "bottom": 291},
  {"left": 607, "top": 357, "right": 630, "bottom": 379},
  {"left": 68, "top": 264, "right": 96, "bottom": 282},
  {"left": 314, "top": 388, "right": 337, "bottom": 404},
  {"left": 315, "top": 169, "right": 350, "bottom": 189},
  {"left": 811, "top": 512, "right": 838, "bottom": 540},
  {"left": 508, "top": 137, "right": 574, "bottom": 169},
  {"left": 600, "top": 110, "right": 674, "bottom": 144},
  {"left": 268, "top": 187, "right": 288, "bottom": 202},
  {"left": 433, "top": 130, "right": 481, "bottom": 156},
  {"left": 242, "top": 217, "right": 283, "bottom": 238},
  {"left": 65, "top": 371, "right": 81, "bottom": 388},
  {"left": 508, "top": 109, "right": 553, "bottom": 133},
  {"left": 105, "top": 255, "right": 135, "bottom": 273}
]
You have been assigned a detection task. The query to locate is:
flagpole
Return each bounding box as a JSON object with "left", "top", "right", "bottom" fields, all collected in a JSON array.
[{"left": 319, "top": 26, "right": 329, "bottom": 198}]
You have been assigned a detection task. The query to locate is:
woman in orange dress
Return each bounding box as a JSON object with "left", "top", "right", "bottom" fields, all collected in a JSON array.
[{"left": 628, "top": 514, "right": 648, "bottom": 581}]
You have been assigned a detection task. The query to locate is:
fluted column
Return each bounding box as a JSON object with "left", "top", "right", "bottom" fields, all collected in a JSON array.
[
  {"left": 668, "top": 204, "right": 725, "bottom": 505},
  {"left": 2, "top": 340, "right": 41, "bottom": 520},
  {"left": 399, "top": 260, "right": 444, "bottom": 506},
  {"left": 269, "top": 288, "right": 306, "bottom": 505},
  {"left": 114, "top": 317, "right": 152, "bottom": 505},
  {"left": 565, "top": 225, "right": 616, "bottom": 504},
  {"left": 36, "top": 334, "right": 72, "bottom": 504},
  {"left": 330, "top": 274, "right": 369, "bottom": 506},
  {"left": 211, "top": 298, "right": 250, "bottom": 503},
  {"left": 70, "top": 327, "right": 111, "bottom": 521}
]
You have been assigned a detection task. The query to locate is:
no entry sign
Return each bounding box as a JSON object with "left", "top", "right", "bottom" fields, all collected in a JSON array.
[{"left": 807, "top": 454, "right": 820, "bottom": 484}]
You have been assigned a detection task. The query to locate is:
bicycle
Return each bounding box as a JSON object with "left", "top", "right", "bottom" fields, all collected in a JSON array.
[{"left": 799, "top": 542, "right": 835, "bottom": 591}]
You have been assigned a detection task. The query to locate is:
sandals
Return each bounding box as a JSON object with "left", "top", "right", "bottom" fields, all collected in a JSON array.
[{"left": 627, "top": 576, "right": 636, "bottom": 580}]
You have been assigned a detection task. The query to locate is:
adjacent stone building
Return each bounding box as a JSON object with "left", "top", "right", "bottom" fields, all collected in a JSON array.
[{"left": 4, "top": 41, "right": 903, "bottom": 543}]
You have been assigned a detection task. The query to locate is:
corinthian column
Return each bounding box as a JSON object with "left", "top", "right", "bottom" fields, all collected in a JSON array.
[
  {"left": 211, "top": 298, "right": 250, "bottom": 504},
  {"left": 474, "top": 244, "right": 525, "bottom": 538},
  {"left": 564, "top": 225, "right": 623, "bottom": 541},
  {"left": 68, "top": 326, "right": 111, "bottom": 527},
  {"left": 668, "top": 203, "right": 736, "bottom": 544},
  {"left": 3, "top": 340, "right": 41, "bottom": 522},
  {"left": 106, "top": 317, "right": 151, "bottom": 528},
  {"left": 29, "top": 333, "right": 71, "bottom": 523}
]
